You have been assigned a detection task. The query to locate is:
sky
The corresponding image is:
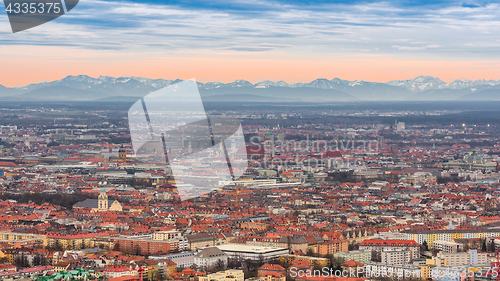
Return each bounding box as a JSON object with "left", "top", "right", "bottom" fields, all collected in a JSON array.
[{"left": 1, "top": 0, "right": 500, "bottom": 86}]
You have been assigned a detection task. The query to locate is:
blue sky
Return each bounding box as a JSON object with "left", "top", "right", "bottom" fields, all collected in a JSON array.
[
  {"left": 0, "top": 0, "right": 500, "bottom": 85},
  {"left": 2, "top": 0, "right": 497, "bottom": 55}
]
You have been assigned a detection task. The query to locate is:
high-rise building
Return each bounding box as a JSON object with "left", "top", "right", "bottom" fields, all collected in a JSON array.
[
  {"left": 264, "top": 131, "right": 274, "bottom": 159},
  {"left": 377, "top": 136, "right": 384, "bottom": 149},
  {"left": 397, "top": 122, "right": 405, "bottom": 132}
]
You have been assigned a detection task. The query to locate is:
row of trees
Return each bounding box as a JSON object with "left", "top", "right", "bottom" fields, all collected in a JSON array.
[{"left": 13, "top": 253, "right": 49, "bottom": 268}]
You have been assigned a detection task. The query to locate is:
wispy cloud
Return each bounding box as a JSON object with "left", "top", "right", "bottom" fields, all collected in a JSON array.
[
  {"left": 392, "top": 44, "right": 442, "bottom": 51},
  {"left": 1, "top": 0, "right": 500, "bottom": 59}
]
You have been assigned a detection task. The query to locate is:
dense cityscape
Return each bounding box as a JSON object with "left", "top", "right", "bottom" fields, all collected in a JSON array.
[
  {"left": 2, "top": 0, "right": 500, "bottom": 279},
  {"left": 0, "top": 100, "right": 498, "bottom": 281}
]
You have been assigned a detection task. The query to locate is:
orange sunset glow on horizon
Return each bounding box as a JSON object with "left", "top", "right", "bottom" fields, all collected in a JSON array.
[{"left": 2, "top": 52, "right": 500, "bottom": 87}]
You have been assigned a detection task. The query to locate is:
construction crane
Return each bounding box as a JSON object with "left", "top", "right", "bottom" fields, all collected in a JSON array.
[
  {"left": 235, "top": 187, "right": 241, "bottom": 208},
  {"left": 145, "top": 193, "right": 155, "bottom": 212}
]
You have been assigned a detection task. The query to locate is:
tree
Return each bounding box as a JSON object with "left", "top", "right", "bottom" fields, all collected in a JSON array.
[
  {"left": 421, "top": 241, "right": 428, "bottom": 252},
  {"left": 47, "top": 141, "right": 60, "bottom": 147},
  {"left": 348, "top": 241, "right": 359, "bottom": 251},
  {"left": 306, "top": 247, "right": 316, "bottom": 257},
  {"left": 14, "top": 253, "right": 29, "bottom": 268},
  {"left": 53, "top": 239, "right": 63, "bottom": 251},
  {"left": 488, "top": 239, "right": 496, "bottom": 252},
  {"left": 257, "top": 254, "right": 264, "bottom": 267},
  {"left": 215, "top": 259, "right": 226, "bottom": 272},
  {"left": 371, "top": 250, "right": 381, "bottom": 262},
  {"left": 327, "top": 254, "right": 344, "bottom": 270},
  {"left": 33, "top": 254, "right": 41, "bottom": 266}
]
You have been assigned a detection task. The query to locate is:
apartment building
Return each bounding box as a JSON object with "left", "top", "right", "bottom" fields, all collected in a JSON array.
[
  {"left": 314, "top": 239, "right": 348, "bottom": 256},
  {"left": 359, "top": 239, "right": 420, "bottom": 260},
  {"left": 381, "top": 249, "right": 411, "bottom": 265},
  {"left": 334, "top": 250, "right": 371, "bottom": 264},
  {"left": 437, "top": 249, "right": 488, "bottom": 266},
  {"left": 186, "top": 233, "right": 217, "bottom": 251},
  {"left": 217, "top": 244, "right": 288, "bottom": 262},
  {"left": 403, "top": 228, "right": 500, "bottom": 247},
  {"left": 365, "top": 262, "right": 422, "bottom": 279},
  {"left": 0, "top": 232, "right": 47, "bottom": 247},
  {"left": 47, "top": 233, "right": 109, "bottom": 250},
  {"left": 150, "top": 251, "right": 196, "bottom": 268},
  {"left": 199, "top": 270, "right": 244, "bottom": 281},
  {"left": 153, "top": 230, "right": 182, "bottom": 240},
  {"left": 156, "top": 259, "right": 177, "bottom": 278},
  {"left": 433, "top": 240, "right": 463, "bottom": 253},
  {"left": 114, "top": 234, "right": 180, "bottom": 256}
]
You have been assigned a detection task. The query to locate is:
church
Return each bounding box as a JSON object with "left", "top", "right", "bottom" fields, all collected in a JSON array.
[{"left": 73, "top": 189, "right": 123, "bottom": 212}]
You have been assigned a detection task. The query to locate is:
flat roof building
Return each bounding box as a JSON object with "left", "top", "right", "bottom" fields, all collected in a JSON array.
[{"left": 216, "top": 244, "right": 288, "bottom": 262}]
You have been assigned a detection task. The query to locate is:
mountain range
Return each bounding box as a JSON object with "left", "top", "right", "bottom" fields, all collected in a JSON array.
[{"left": 2, "top": 75, "right": 500, "bottom": 102}]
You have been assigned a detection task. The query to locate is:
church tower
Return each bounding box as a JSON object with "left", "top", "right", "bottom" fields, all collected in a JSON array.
[
  {"left": 98, "top": 188, "right": 108, "bottom": 210},
  {"left": 118, "top": 147, "right": 126, "bottom": 160}
]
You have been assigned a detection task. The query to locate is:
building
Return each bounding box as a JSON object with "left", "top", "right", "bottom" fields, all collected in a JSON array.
[
  {"left": 216, "top": 244, "right": 288, "bottom": 262},
  {"left": 341, "top": 260, "right": 364, "bottom": 271},
  {"left": 258, "top": 271, "right": 286, "bottom": 281},
  {"left": 186, "top": 233, "right": 217, "bottom": 251},
  {"left": 153, "top": 232, "right": 188, "bottom": 251},
  {"left": 433, "top": 240, "right": 463, "bottom": 253},
  {"left": 199, "top": 270, "right": 244, "bottom": 281},
  {"left": 0, "top": 232, "right": 47, "bottom": 248},
  {"left": 431, "top": 266, "right": 476, "bottom": 281},
  {"left": 396, "top": 122, "right": 405, "bottom": 132},
  {"left": 314, "top": 239, "right": 348, "bottom": 256},
  {"left": 258, "top": 264, "right": 286, "bottom": 276},
  {"left": 89, "top": 236, "right": 115, "bottom": 250},
  {"left": 194, "top": 247, "right": 228, "bottom": 269},
  {"left": 150, "top": 251, "right": 196, "bottom": 268},
  {"left": 381, "top": 249, "right": 411, "bottom": 265},
  {"left": 153, "top": 230, "right": 182, "bottom": 240},
  {"left": 437, "top": 249, "right": 488, "bottom": 266},
  {"left": 114, "top": 234, "right": 181, "bottom": 256},
  {"left": 359, "top": 239, "right": 419, "bottom": 260},
  {"left": 403, "top": 228, "right": 500, "bottom": 248},
  {"left": 47, "top": 233, "right": 110, "bottom": 250},
  {"left": 264, "top": 131, "right": 274, "bottom": 159},
  {"left": 171, "top": 268, "right": 206, "bottom": 281},
  {"left": 278, "top": 254, "right": 329, "bottom": 268},
  {"left": 365, "top": 262, "right": 422, "bottom": 279},
  {"left": 0, "top": 264, "right": 16, "bottom": 272},
  {"left": 103, "top": 265, "right": 138, "bottom": 279},
  {"left": 240, "top": 222, "right": 270, "bottom": 232},
  {"left": 334, "top": 250, "right": 371, "bottom": 264}
]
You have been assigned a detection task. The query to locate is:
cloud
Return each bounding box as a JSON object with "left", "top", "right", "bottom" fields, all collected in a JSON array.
[
  {"left": 392, "top": 44, "right": 442, "bottom": 51},
  {"left": 0, "top": 0, "right": 500, "bottom": 60},
  {"left": 462, "top": 2, "right": 481, "bottom": 8}
]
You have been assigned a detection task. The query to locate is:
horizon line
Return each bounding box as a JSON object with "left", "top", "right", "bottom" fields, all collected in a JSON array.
[{"left": 5, "top": 74, "right": 500, "bottom": 89}]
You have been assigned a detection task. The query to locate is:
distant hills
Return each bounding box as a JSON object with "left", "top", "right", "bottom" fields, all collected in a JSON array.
[{"left": 1, "top": 75, "right": 500, "bottom": 102}]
